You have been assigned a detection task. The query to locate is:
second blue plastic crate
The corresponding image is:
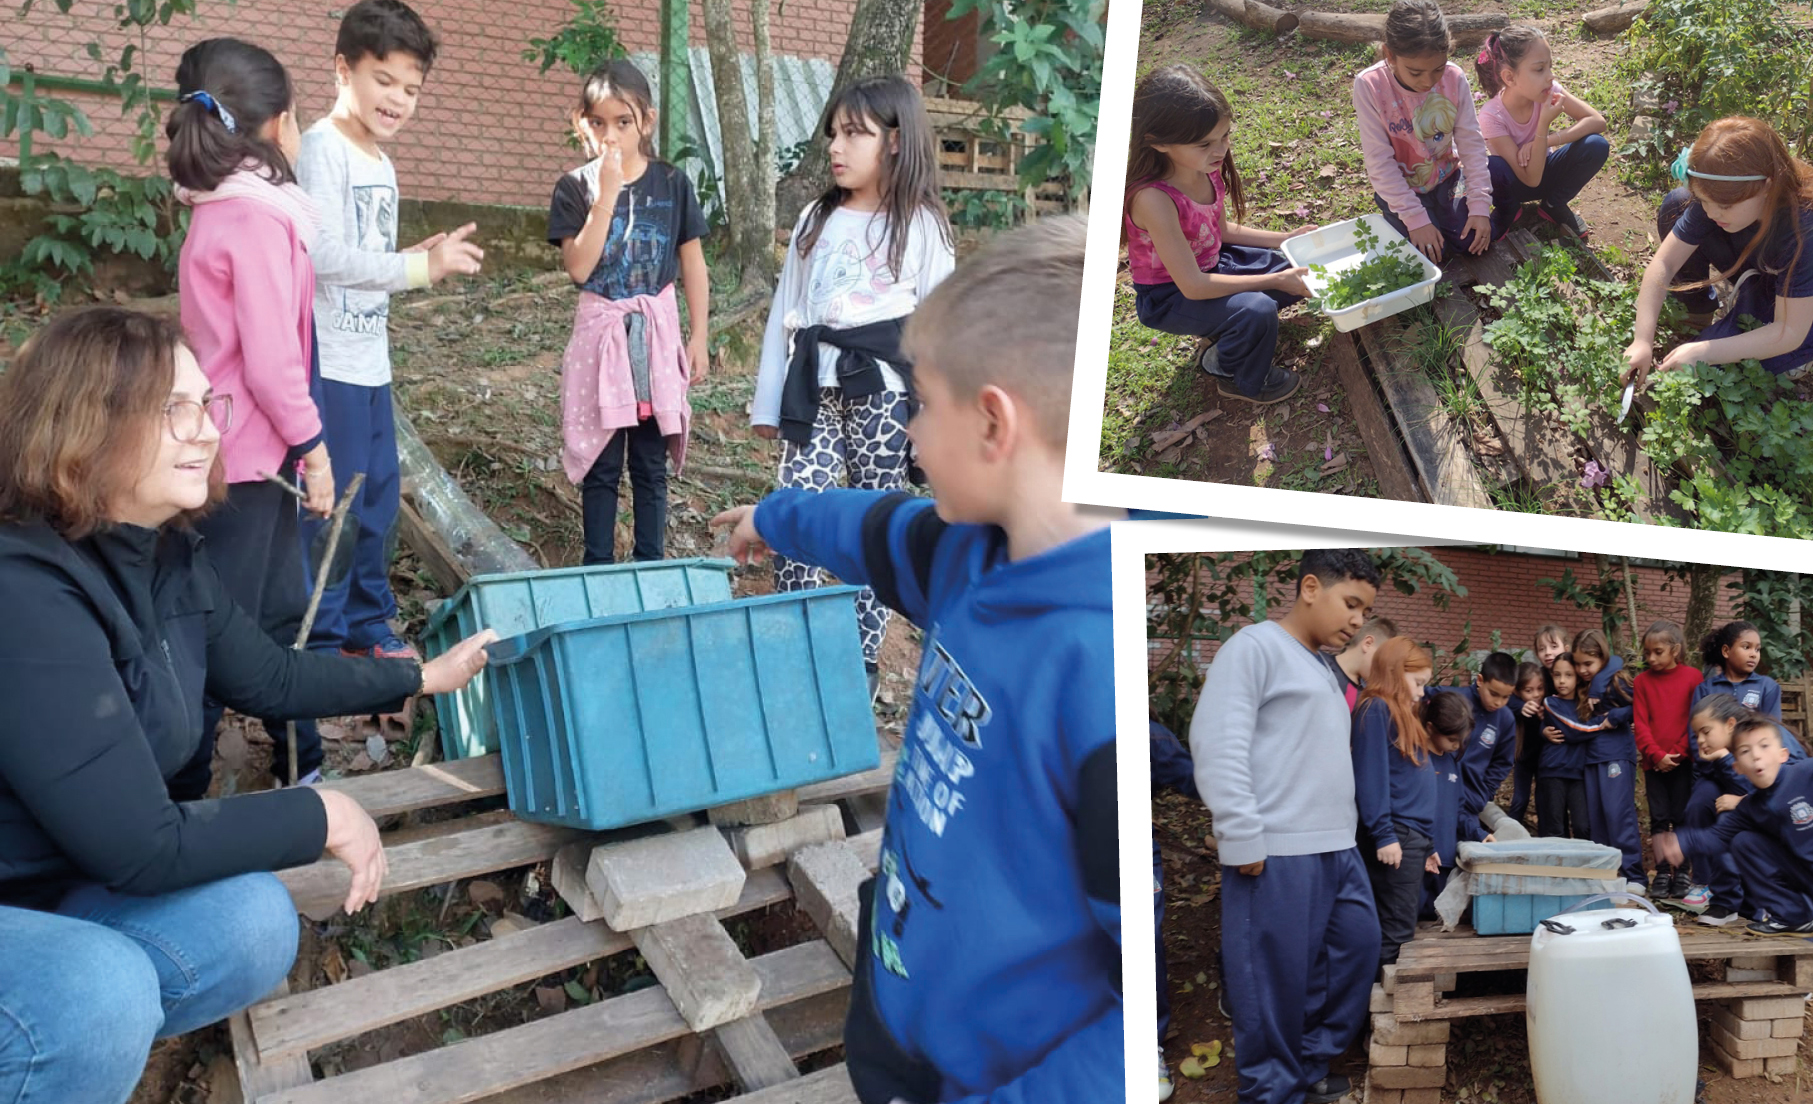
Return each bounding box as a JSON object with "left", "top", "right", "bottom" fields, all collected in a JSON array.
[
  {"left": 423, "top": 558, "right": 735, "bottom": 760},
  {"left": 486, "top": 586, "right": 880, "bottom": 829},
  {"left": 1472, "top": 893, "right": 1597, "bottom": 936}
]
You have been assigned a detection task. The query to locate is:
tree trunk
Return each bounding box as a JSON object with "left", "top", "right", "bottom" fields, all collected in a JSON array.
[
  {"left": 1684, "top": 563, "right": 1721, "bottom": 653},
  {"left": 752, "top": 0, "right": 777, "bottom": 259},
  {"left": 1298, "top": 9, "right": 1505, "bottom": 48},
  {"left": 1204, "top": 0, "right": 1298, "bottom": 35},
  {"left": 1582, "top": 1, "right": 1649, "bottom": 34},
  {"left": 700, "top": 0, "right": 776, "bottom": 287},
  {"left": 774, "top": 0, "right": 922, "bottom": 228}
]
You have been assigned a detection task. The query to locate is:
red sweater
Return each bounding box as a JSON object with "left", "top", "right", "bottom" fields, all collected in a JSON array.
[{"left": 1632, "top": 664, "right": 1704, "bottom": 768}]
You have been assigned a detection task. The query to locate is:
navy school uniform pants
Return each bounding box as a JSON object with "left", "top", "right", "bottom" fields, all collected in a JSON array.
[
  {"left": 1373, "top": 169, "right": 1481, "bottom": 264},
  {"left": 1365, "top": 825, "right": 1433, "bottom": 967},
  {"left": 1729, "top": 831, "right": 1813, "bottom": 926},
  {"left": 1584, "top": 760, "right": 1646, "bottom": 884},
  {"left": 1485, "top": 134, "right": 1610, "bottom": 239},
  {"left": 1155, "top": 840, "right": 1171, "bottom": 1040},
  {"left": 1535, "top": 775, "right": 1589, "bottom": 840},
  {"left": 1222, "top": 849, "right": 1379, "bottom": 1104},
  {"left": 1644, "top": 763, "right": 1695, "bottom": 835},
  {"left": 1657, "top": 187, "right": 1813, "bottom": 376},
  {"left": 1684, "top": 778, "right": 1745, "bottom": 908},
  {"left": 1133, "top": 244, "right": 1304, "bottom": 400},
  {"left": 299, "top": 380, "right": 403, "bottom": 652}
]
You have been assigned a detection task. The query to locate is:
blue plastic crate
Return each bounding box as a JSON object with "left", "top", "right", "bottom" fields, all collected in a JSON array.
[
  {"left": 485, "top": 586, "right": 880, "bottom": 829},
  {"left": 1472, "top": 893, "right": 1597, "bottom": 936},
  {"left": 423, "top": 559, "right": 735, "bottom": 760}
]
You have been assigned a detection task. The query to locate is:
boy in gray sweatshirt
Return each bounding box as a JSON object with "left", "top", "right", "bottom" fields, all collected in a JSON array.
[{"left": 1192, "top": 549, "right": 1383, "bottom": 1104}]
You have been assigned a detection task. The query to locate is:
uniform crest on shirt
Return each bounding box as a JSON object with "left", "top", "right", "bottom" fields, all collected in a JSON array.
[
  {"left": 1743, "top": 690, "right": 1763, "bottom": 709},
  {"left": 1792, "top": 798, "right": 1813, "bottom": 828},
  {"left": 1479, "top": 724, "right": 1498, "bottom": 748}
]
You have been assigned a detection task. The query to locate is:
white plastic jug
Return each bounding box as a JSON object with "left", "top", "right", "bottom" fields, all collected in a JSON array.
[{"left": 1526, "top": 893, "right": 1697, "bottom": 1104}]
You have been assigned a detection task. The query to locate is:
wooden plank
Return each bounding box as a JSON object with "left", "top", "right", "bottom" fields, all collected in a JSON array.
[
  {"left": 397, "top": 497, "right": 469, "bottom": 592},
  {"left": 253, "top": 865, "right": 810, "bottom": 1061},
  {"left": 278, "top": 818, "right": 584, "bottom": 918},
  {"left": 711, "top": 1014, "right": 801, "bottom": 1092},
  {"left": 1406, "top": 980, "right": 1808, "bottom": 1021},
  {"left": 317, "top": 755, "right": 504, "bottom": 819},
  {"left": 1356, "top": 314, "right": 1495, "bottom": 510},
  {"left": 1398, "top": 929, "right": 1813, "bottom": 978},
  {"left": 795, "top": 749, "right": 897, "bottom": 804},
  {"left": 231, "top": 980, "right": 315, "bottom": 1097},
  {"left": 1432, "top": 292, "right": 1577, "bottom": 490},
  {"left": 729, "top": 1064, "right": 857, "bottom": 1104},
  {"left": 256, "top": 941, "right": 849, "bottom": 1104},
  {"left": 1326, "top": 329, "right": 1424, "bottom": 503}
]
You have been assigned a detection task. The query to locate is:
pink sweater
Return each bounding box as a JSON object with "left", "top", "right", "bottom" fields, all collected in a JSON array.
[
  {"left": 179, "top": 198, "right": 320, "bottom": 485},
  {"left": 559, "top": 284, "right": 692, "bottom": 483},
  {"left": 1352, "top": 60, "right": 1491, "bottom": 230}
]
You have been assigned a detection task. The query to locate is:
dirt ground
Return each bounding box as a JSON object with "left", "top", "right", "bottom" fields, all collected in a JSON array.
[
  {"left": 1101, "top": 0, "right": 1666, "bottom": 493},
  {"left": 1156, "top": 778, "right": 1813, "bottom": 1104},
  {"left": 109, "top": 272, "right": 920, "bottom": 1103}
]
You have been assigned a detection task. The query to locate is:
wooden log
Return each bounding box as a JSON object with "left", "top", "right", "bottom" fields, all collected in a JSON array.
[
  {"left": 1355, "top": 315, "right": 1495, "bottom": 510},
  {"left": 1583, "top": 1, "right": 1649, "bottom": 33},
  {"left": 1325, "top": 330, "right": 1425, "bottom": 503},
  {"left": 1298, "top": 10, "right": 1505, "bottom": 47},
  {"left": 1205, "top": 0, "right": 1299, "bottom": 35}
]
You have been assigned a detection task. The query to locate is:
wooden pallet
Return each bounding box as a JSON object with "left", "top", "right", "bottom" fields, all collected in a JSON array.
[
  {"left": 1349, "top": 312, "right": 1495, "bottom": 510},
  {"left": 923, "top": 94, "right": 1070, "bottom": 214},
  {"left": 234, "top": 750, "right": 898, "bottom": 1103},
  {"left": 1362, "top": 921, "right": 1813, "bottom": 1099}
]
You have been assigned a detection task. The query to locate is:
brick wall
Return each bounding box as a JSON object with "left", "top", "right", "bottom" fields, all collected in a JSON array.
[
  {"left": 2, "top": 0, "right": 922, "bottom": 207},
  {"left": 1149, "top": 548, "right": 1748, "bottom": 684}
]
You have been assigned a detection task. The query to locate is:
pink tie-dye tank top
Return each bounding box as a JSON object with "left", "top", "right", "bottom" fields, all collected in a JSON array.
[{"left": 1125, "top": 174, "right": 1225, "bottom": 285}]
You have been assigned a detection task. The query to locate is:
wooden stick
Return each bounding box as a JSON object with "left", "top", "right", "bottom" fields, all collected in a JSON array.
[
  {"left": 1582, "top": 1, "right": 1649, "bottom": 34},
  {"left": 1204, "top": 0, "right": 1299, "bottom": 35}
]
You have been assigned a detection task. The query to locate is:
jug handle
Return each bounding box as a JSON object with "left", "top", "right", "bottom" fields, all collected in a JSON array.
[{"left": 1551, "top": 891, "right": 1663, "bottom": 919}]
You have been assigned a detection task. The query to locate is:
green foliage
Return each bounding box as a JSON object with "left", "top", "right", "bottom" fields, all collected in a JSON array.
[
  {"left": 523, "top": 0, "right": 627, "bottom": 76},
  {"left": 1642, "top": 359, "right": 1813, "bottom": 540},
  {"left": 1539, "top": 562, "right": 1636, "bottom": 649},
  {"left": 943, "top": 187, "right": 1027, "bottom": 231},
  {"left": 1145, "top": 548, "right": 1467, "bottom": 733},
  {"left": 1727, "top": 571, "right": 1813, "bottom": 681},
  {"left": 1616, "top": 0, "right": 1813, "bottom": 182},
  {"left": 1304, "top": 219, "right": 1426, "bottom": 312},
  {"left": 945, "top": 0, "right": 1100, "bottom": 201}
]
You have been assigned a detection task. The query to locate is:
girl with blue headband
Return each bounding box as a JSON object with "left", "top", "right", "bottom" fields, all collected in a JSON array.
[{"left": 1623, "top": 116, "right": 1813, "bottom": 388}]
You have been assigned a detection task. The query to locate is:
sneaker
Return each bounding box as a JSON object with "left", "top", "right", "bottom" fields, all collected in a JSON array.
[
  {"left": 1305, "top": 1074, "right": 1353, "bottom": 1104},
  {"left": 1538, "top": 202, "right": 1590, "bottom": 239},
  {"left": 1681, "top": 884, "right": 1713, "bottom": 909},
  {"left": 1218, "top": 366, "right": 1301, "bottom": 406},
  {"left": 1622, "top": 882, "right": 1648, "bottom": 898},
  {"left": 1199, "top": 342, "right": 1232, "bottom": 379},
  {"left": 1699, "top": 903, "right": 1743, "bottom": 926},
  {"left": 866, "top": 663, "right": 881, "bottom": 706},
  {"left": 1158, "top": 1049, "right": 1175, "bottom": 1102},
  {"left": 1748, "top": 914, "right": 1813, "bottom": 935},
  {"left": 1649, "top": 867, "right": 1673, "bottom": 899},
  {"left": 343, "top": 634, "right": 420, "bottom": 662},
  {"left": 1672, "top": 871, "right": 1697, "bottom": 900}
]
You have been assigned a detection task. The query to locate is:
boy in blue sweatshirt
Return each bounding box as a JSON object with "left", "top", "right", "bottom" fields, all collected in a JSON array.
[
  {"left": 1656, "top": 717, "right": 1813, "bottom": 934},
  {"left": 1194, "top": 549, "right": 1382, "bottom": 1104},
  {"left": 1572, "top": 630, "right": 1645, "bottom": 888},
  {"left": 1442, "top": 652, "right": 1518, "bottom": 821},
  {"left": 713, "top": 215, "right": 1119, "bottom": 1104}
]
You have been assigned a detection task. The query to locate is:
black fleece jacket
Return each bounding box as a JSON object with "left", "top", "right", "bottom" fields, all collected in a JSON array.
[{"left": 0, "top": 519, "right": 418, "bottom": 910}]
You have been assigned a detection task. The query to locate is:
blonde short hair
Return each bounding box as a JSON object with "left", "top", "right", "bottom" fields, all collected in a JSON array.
[{"left": 902, "top": 214, "right": 1087, "bottom": 447}]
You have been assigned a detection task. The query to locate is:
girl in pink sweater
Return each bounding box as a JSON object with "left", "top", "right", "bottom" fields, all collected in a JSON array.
[
  {"left": 169, "top": 38, "right": 330, "bottom": 787},
  {"left": 1351, "top": 0, "right": 1493, "bottom": 264}
]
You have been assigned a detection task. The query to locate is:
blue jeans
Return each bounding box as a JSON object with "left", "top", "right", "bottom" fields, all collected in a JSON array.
[
  {"left": 0, "top": 874, "right": 298, "bottom": 1104},
  {"left": 301, "top": 380, "right": 403, "bottom": 652},
  {"left": 1133, "top": 245, "right": 1303, "bottom": 398},
  {"left": 1373, "top": 168, "right": 1481, "bottom": 263},
  {"left": 1486, "top": 134, "right": 1610, "bottom": 238}
]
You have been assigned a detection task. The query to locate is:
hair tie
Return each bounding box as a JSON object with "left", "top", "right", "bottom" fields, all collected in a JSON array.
[
  {"left": 1670, "top": 147, "right": 1767, "bottom": 183},
  {"left": 180, "top": 90, "right": 238, "bottom": 134}
]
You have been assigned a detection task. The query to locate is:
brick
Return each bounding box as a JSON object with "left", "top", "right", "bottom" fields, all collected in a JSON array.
[
  {"left": 1369, "top": 1064, "right": 1446, "bottom": 1089},
  {"left": 1729, "top": 996, "right": 1809, "bottom": 1021},
  {"left": 550, "top": 840, "right": 606, "bottom": 923},
  {"left": 1726, "top": 967, "right": 1778, "bottom": 982},
  {"left": 708, "top": 791, "right": 801, "bottom": 827},
  {"left": 1407, "top": 1043, "right": 1446, "bottom": 1067},
  {"left": 1711, "top": 1007, "right": 1774, "bottom": 1041},
  {"left": 1731, "top": 955, "right": 1778, "bottom": 969},
  {"left": 1362, "top": 1085, "right": 1402, "bottom": 1104},
  {"left": 1775, "top": 1017, "right": 1806, "bottom": 1040},
  {"left": 787, "top": 840, "right": 869, "bottom": 969},
  {"left": 1768, "top": 1055, "right": 1799, "bottom": 1074},
  {"left": 1381, "top": 963, "right": 1398, "bottom": 994},
  {"left": 1780, "top": 955, "right": 1813, "bottom": 989},
  {"left": 1434, "top": 972, "right": 1457, "bottom": 993},
  {"left": 1710, "top": 1042, "right": 1765, "bottom": 1080},
  {"left": 1371, "top": 1013, "right": 1450, "bottom": 1046},
  {"left": 1712, "top": 1021, "right": 1798, "bottom": 1060},
  {"left": 586, "top": 826, "right": 746, "bottom": 930},
  {"left": 723, "top": 804, "right": 845, "bottom": 869},
  {"left": 631, "top": 914, "right": 760, "bottom": 1031},
  {"left": 1370, "top": 983, "right": 1392, "bottom": 1013},
  {"left": 1402, "top": 1090, "right": 1443, "bottom": 1104},
  {"left": 1369, "top": 1042, "right": 1408, "bottom": 1066},
  {"left": 1393, "top": 981, "right": 1436, "bottom": 1017}
]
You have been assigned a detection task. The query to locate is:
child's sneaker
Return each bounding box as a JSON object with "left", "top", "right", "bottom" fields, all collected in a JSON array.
[
  {"left": 1198, "top": 341, "right": 1232, "bottom": 378},
  {"left": 1680, "top": 884, "right": 1712, "bottom": 909},
  {"left": 1748, "top": 913, "right": 1813, "bottom": 935},
  {"left": 1537, "top": 202, "right": 1590, "bottom": 239},
  {"left": 1649, "top": 867, "right": 1673, "bottom": 899},
  {"left": 1671, "top": 871, "right": 1696, "bottom": 900},
  {"left": 1218, "top": 366, "right": 1301, "bottom": 406},
  {"left": 1622, "top": 881, "right": 1648, "bottom": 898},
  {"left": 1698, "top": 903, "right": 1742, "bottom": 926},
  {"left": 1305, "top": 1074, "right": 1352, "bottom": 1104},
  {"left": 1158, "top": 1050, "right": 1175, "bottom": 1102}
]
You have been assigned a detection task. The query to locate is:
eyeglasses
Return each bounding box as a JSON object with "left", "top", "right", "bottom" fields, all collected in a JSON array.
[{"left": 164, "top": 394, "right": 233, "bottom": 443}]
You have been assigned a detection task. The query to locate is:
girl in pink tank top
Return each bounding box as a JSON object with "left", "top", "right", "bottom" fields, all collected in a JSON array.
[{"left": 1120, "top": 65, "right": 1317, "bottom": 405}]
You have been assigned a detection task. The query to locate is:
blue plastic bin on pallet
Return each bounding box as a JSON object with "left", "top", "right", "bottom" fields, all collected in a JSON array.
[
  {"left": 423, "top": 558, "right": 736, "bottom": 760},
  {"left": 1458, "top": 838, "right": 1623, "bottom": 935},
  {"left": 484, "top": 586, "right": 880, "bottom": 830},
  {"left": 1472, "top": 893, "right": 1597, "bottom": 936}
]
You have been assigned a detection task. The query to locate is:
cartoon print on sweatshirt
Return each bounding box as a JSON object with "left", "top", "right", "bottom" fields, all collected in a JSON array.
[
  {"left": 1402, "top": 90, "right": 1461, "bottom": 190},
  {"left": 806, "top": 236, "right": 903, "bottom": 324},
  {"left": 332, "top": 183, "right": 400, "bottom": 338}
]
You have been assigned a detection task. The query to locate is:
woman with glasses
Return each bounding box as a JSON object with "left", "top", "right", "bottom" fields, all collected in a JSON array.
[{"left": 0, "top": 308, "right": 495, "bottom": 1104}]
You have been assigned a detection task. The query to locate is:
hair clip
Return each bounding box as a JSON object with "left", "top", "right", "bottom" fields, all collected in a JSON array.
[
  {"left": 181, "top": 89, "right": 238, "bottom": 134},
  {"left": 1670, "top": 147, "right": 1766, "bottom": 183}
]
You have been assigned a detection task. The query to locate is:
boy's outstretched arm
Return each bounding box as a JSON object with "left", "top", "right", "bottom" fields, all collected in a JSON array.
[{"left": 712, "top": 489, "right": 944, "bottom": 626}]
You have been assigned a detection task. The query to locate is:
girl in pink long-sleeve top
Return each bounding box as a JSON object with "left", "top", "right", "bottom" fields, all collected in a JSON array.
[
  {"left": 169, "top": 37, "right": 331, "bottom": 787},
  {"left": 1351, "top": 0, "right": 1493, "bottom": 264}
]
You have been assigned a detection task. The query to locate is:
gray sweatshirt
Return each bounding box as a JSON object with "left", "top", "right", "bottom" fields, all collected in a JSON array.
[{"left": 1190, "top": 619, "right": 1358, "bottom": 866}]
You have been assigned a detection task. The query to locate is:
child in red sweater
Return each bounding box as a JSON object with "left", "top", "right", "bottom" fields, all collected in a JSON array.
[{"left": 1633, "top": 619, "right": 1703, "bottom": 898}]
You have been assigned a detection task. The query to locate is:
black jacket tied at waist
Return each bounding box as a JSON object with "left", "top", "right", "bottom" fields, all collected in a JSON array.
[{"left": 779, "top": 316, "right": 911, "bottom": 446}]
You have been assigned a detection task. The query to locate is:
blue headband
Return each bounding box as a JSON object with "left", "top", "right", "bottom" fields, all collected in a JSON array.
[
  {"left": 181, "top": 90, "right": 238, "bottom": 134},
  {"left": 1671, "top": 147, "right": 1766, "bottom": 183}
]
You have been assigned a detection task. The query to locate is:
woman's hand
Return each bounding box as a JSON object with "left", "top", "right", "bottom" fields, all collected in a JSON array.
[
  {"left": 1270, "top": 266, "right": 1312, "bottom": 299},
  {"left": 709, "top": 504, "right": 768, "bottom": 565},
  {"left": 1463, "top": 215, "right": 1492, "bottom": 256},
  {"left": 301, "top": 444, "right": 335, "bottom": 518},
  {"left": 318, "top": 787, "right": 387, "bottom": 913},
  {"left": 1378, "top": 842, "right": 1403, "bottom": 868},
  {"left": 1408, "top": 222, "right": 1445, "bottom": 264},
  {"left": 419, "top": 629, "right": 498, "bottom": 696},
  {"left": 1622, "top": 339, "right": 1655, "bottom": 389},
  {"left": 1716, "top": 794, "right": 1743, "bottom": 814}
]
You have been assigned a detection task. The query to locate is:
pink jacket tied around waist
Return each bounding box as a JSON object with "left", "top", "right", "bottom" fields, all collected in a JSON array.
[{"left": 560, "top": 284, "right": 692, "bottom": 483}]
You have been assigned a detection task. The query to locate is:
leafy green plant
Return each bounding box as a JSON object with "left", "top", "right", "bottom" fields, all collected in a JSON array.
[
  {"left": 1728, "top": 571, "right": 1813, "bottom": 681},
  {"left": 523, "top": 0, "right": 627, "bottom": 76},
  {"left": 1304, "top": 220, "right": 1426, "bottom": 312},
  {"left": 944, "top": 187, "right": 1027, "bottom": 231}
]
